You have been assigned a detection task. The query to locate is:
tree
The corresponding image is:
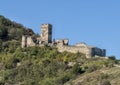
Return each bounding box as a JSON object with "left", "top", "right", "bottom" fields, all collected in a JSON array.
[{"left": 71, "top": 63, "right": 83, "bottom": 74}]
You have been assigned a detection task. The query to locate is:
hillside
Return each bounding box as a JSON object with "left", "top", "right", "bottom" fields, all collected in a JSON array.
[
  {"left": 65, "top": 66, "right": 120, "bottom": 85},
  {"left": 0, "top": 15, "right": 120, "bottom": 85},
  {"left": 0, "top": 15, "right": 34, "bottom": 40},
  {"left": 0, "top": 46, "right": 119, "bottom": 85},
  {"left": 0, "top": 15, "right": 34, "bottom": 53}
]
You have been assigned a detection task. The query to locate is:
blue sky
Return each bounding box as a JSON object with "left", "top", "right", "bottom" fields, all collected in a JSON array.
[{"left": 0, "top": 0, "right": 120, "bottom": 59}]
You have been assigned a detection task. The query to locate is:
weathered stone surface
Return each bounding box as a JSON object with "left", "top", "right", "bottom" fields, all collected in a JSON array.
[
  {"left": 22, "top": 35, "right": 27, "bottom": 48},
  {"left": 21, "top": 24, "right": 106, "bottom": 58},
  {"left": 41, "top": 24, "right": 52, "bottom": 43}
]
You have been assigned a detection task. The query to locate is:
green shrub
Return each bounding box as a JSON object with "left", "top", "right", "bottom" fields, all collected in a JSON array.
[
  {"left": 71, "top": 63, "right": 83, "bottom": 74},
  {"left": 86, "top": 65, "right": 98, "bottom": 72}
]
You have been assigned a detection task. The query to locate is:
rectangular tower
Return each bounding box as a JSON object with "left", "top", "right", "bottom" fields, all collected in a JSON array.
[{"left": 41, "top": 24, "right": 52, "bottom": 43}]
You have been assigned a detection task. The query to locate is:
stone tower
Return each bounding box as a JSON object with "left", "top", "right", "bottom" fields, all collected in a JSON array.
[
  {"left": 22, "top": 35, "right": 27, "bottom": 48},
  {"left": 41, "top": 24, "right": 52, "bottom": 43}
]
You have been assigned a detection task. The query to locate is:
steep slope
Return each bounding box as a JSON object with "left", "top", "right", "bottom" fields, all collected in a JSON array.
[
  {"left": 0, "top": 15, "right": 34, "bottom": 40},
  {"left": 0, "top": 15, "right": 35, "bottom": 53},
  {"left": 65, "top": 66, "right": 120, "bottom": 85}
]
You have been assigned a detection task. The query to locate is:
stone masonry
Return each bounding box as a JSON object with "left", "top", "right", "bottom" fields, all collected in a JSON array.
[{"left": 22, "top": 24, "right": 106, "bottom": 58}]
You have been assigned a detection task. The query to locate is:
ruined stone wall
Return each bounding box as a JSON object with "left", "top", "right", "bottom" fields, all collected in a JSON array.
[
  {"left": 57, "top": 45, "right": 92, "bottom": 58},
  {"left": 93, "top": 48, "right": 106, "bottom": 56},
  {"left": 22, "top": 35, "right": 27, "bottom": 48},
  {"left": 55, "top": 39, "right": 69, "bottom": 46},
  {"left": 57, "top": 45, "right": 106, "bottom": 58},
  {"left": 102, "top": 49, "right": 106, "bottom": 56},
  {"left": 26, "top": 36, "right": 36, "bottom": 47},
  {"left": 22, "top": 35, "right": 36, "bottom": 48},
  {"left": 21, "top": 24, "right": 106, "bottom": 58}
]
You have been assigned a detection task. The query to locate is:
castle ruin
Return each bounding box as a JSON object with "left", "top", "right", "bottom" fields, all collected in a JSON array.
[{"left": 22, "top": 24, "right": 106, "bottom": 58}]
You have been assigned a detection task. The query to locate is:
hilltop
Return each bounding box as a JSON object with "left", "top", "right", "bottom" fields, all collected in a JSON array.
[
  {"left": 0, "top": 15, "right": 120, "bottom": 85},
  {"left": 0, "top": 46, "right": 119, "bottom": 85}
]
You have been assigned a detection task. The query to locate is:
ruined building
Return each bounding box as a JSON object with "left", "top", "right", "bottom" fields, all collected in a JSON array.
[{"left": 22, "top": 24, "right": 106, "bottom": 58}]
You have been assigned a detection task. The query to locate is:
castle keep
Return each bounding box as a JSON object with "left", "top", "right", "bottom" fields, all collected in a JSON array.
[{"left": 22, "top": 24, "right": 106, "bottom": 58}]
